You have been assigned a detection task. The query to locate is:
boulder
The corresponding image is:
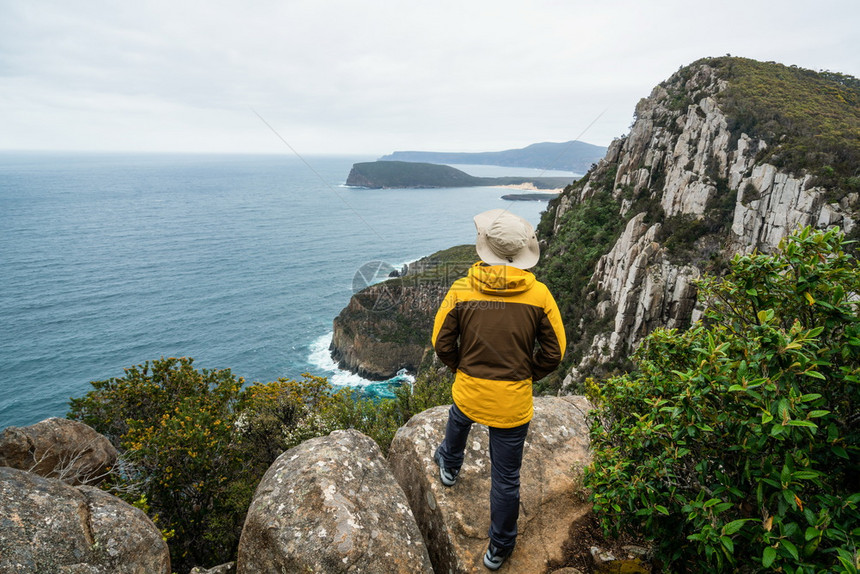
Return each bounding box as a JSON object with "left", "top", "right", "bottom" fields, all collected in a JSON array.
[
  {"left": 237, "top": 429, "right": 432, "bottom": 573},
  {"left": 0, "top": 417, "right": 117, "bottom": 486},
  {"left": 0, "top": 466, "right": 170, "bottom": 573},
  {"left": 388, "top": 396, "right": 593, "bottom": 573}
]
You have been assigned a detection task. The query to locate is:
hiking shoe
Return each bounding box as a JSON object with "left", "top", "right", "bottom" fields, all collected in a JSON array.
[
  {"left": 483, "top": 542, "right": 514, "bottom": 571},
  {"left": 433, "top": 446, "right": 460, "bottom": 487}
]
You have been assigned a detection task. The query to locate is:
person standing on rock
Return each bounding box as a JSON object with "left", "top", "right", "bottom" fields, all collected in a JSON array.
[{"left": 431, "top": 208, "right": 566, "bottom": 571}]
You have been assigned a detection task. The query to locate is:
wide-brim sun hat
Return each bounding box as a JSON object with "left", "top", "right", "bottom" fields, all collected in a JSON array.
[{"left": 474, "top": 208, "right": 540, "bottom": 270}]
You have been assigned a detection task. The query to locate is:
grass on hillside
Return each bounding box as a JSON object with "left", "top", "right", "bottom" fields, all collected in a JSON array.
[{"left": 705, "top": 57, "right": 860, "bottom": 196}]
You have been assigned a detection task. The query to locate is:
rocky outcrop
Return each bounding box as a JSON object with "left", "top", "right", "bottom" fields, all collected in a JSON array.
[
  {"left": 0, "top": 417, "right": 118, "bottom": 486},
  {"left": 330, "top": 281, "right": 445, "bottom": 379},
  {"left": 237, "top": 429, "right": 432, "bottom": 573},
  {"left": 546, "top": 59, "right": 859, "bottom": 389},
  {"left": 566, "top": 212, "right": 701, "bottom": 381},
  {"left": 330, "top": 282, "right": 437, "bottom": 379},
  {"left": 330, "top": 245, "right": 475, "bottom": 379},
  {"left": 387, "top": 396, "right": 593, "bottom": 574},
  {"left": 0, "top": 466, "right": 170, "bottom": 573},
  {"left": 731, "top": 164, "right": 858, "bottom": 252}
]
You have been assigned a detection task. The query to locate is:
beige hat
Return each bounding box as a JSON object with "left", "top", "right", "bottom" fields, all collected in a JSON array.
[{"left": 474, "top": 209, "right": 540, "bottom": 269}]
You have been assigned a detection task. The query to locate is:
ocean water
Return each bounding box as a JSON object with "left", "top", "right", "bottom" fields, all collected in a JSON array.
[{"left": 0, "top": 152, "right": 569, "bottom": 428}]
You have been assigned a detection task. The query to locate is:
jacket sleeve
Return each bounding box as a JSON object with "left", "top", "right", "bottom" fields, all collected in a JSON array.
[
  {"left": 532, "top": 289, "right": 566, "bottom": 381},
  {"left": 431, "top": 285, "right": 460, "bottom": 372}
]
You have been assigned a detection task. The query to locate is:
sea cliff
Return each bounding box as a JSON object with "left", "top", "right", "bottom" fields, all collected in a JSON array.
[
  {"left": 538, "top": 57, "right": 858, "bottom": 390},
  {"left": 330, "top": 245, "right": 475, "bottom": 379}
]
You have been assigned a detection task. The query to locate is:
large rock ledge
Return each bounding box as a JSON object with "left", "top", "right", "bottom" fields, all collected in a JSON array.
[
  {"left": 237, "top": 397, "right": 594, "bottom": 573},
  {"left": 3, "top": 398, "right": 596, "bottom": 573},
  {"left": 388, "top": 396, "right": 593, "bottom": 574}
]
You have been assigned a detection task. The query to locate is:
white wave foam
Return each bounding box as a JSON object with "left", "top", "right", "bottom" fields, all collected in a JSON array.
[
  {"left": 393, "top": 368, "right": 415, "bottom": 385},
  {"left": 308, "top": 332, "right": 405, "bottom": 388}
]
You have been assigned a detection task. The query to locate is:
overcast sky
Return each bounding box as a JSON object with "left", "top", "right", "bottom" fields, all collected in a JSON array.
[{"left": 1, "top": 0, "right": 858, "bottom": 156}]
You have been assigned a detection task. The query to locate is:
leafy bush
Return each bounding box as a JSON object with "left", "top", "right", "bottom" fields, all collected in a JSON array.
[
  {"left": 68, "top": 358, "right": 454, "bottom": 570},
  {"left": 585, "top": 227, "right": 859, "bottom": 572},
  {"left": 234, "top": 373, "right": 338, "bottom": 465},
  {"left": 69, "top": 357, "right": 248, "bottom": 571}
]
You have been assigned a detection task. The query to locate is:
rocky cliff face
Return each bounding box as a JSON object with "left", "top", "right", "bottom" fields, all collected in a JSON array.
[
  {"left": 539, "top": 58, "right": 859, "bottom": 390},
  {"left": 330, "top": 284, "right": 442, "bottom": 379},
  {"left": 330, "top": 245, "right": 475, "bottom": 379}
]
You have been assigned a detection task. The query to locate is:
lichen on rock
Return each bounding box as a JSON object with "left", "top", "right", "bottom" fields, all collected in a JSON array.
[
  {"left": 0, "top": 466, "right": 170, "bottom": 573},
  {"left": 237, "top": 429, "right": 432, "bottom": 573}
]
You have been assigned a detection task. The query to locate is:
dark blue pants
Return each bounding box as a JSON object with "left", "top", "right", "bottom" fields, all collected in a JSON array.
[{"left": 437, "top": 403, "right": 530, "bottom": 549}]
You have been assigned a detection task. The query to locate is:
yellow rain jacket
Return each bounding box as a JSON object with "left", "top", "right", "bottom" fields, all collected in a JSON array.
[{"left": 431, "top": 262, "right": 566, "bottom": 428}]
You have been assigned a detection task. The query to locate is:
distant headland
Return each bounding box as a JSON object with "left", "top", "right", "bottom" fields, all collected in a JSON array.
[
  {"left": 345, "top": 161, "right": 572, "bottom": 191},
  {"left": 379, "top": 140, "right": 607, "bottom": 174}
]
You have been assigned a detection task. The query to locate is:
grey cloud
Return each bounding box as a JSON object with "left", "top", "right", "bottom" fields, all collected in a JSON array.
[{"left": 1, "top": 0, "right": 858, "bottom": 154}]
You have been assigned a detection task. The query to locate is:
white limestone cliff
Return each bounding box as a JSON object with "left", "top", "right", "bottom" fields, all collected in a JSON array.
[{"left": 555, "top": 63, "right": 857, "bottom": 389}]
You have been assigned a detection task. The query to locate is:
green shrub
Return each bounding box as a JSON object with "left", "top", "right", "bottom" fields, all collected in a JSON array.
[
  {"left": 585, "top": 227, "right": 859, "bottom": 573},
  {"left": 69, "top": 357, "right": 249, "bottom": 571},
  {"left": 234, "top": 373, "right": 338, "bottom": 465},
  {"left": 68, "top": 358, "right": 454, "bottom": 570},
  {"left": 326, "top": 367, "right": 454, "bottom": 455}
]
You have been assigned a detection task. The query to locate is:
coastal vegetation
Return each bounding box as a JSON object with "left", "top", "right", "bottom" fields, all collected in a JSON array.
[
  {"left": 585, "top": 227, "right": 859, "bottom": 572},
  {"left": 68, "top": 360, "right": 452, "bottom": 572}
]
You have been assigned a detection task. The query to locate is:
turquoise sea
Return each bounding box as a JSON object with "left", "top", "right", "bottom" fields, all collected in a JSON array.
[{"left": 0, "top": 152, "right": 573, "bottom": 428}]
